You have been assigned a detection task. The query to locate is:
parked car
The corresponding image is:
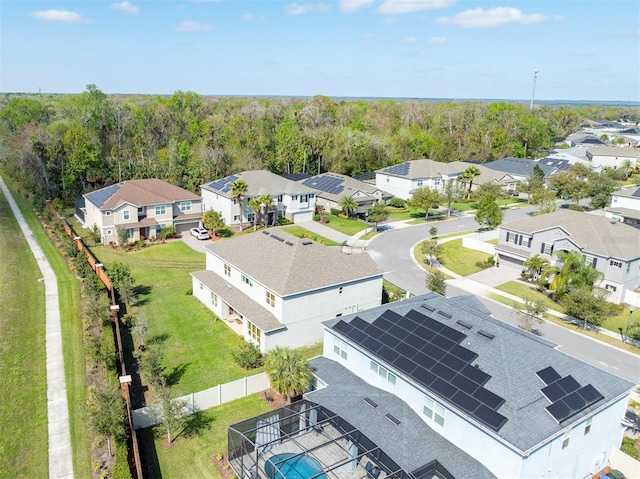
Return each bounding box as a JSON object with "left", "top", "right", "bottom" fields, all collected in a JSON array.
[
  {"left": 508, "top": 190, "right": 520, "bottom": 197},
  {"left": 190, "top": 227, "right": 209, "bottom": 240}
]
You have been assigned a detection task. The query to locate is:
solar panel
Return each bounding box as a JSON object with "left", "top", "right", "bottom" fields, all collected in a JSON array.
[
  {"left": 474, "top": 404, "right": 508, "bottom": 432},
  {"left": 405, "top": 334, "right": 426, "bottom": 349},
  {"left": 361, "top": 336, "right": 383, "bottom": 353},
  {"left": 577, "top": 384, "right": 604, "bottom": 405},
  {"left": 431, "top": 334, "right": 456, "bottom": 352},
  {"left": 333, "top": 320, "right": 353, "bottom": 336},
  {"left": 387, "top": 324, "right": 409, "bottom": 340},
  {"left": 376, "top": 345, "right": 397, "bottom": 363},
  {"left": 383, "top": 162, "right": 411, "bottom": 176},
  {"left": 392, "top": 355, "right": 418, "bottom": 374},
  {"left": 556, "top": 375, "right": 581, "bottom": 395},
  {"left": 87, "top": 183, "right": 121, "bottom": 208},
  {"left": 412, "top": 367, "right": 437, "bottom": 387},
  {"left": 430, "top": 378, "right": 458, "bottom": 401},
  {"left": 451, "top": 345, "right": 477, "bottom": 363},
  {"left": 440, "top": 353, "right": 465, "bottom": 372},
  {"left": 348, "top": 329, "right": 367, "bottom": 343},
  {"left": 462, "top": 364, "right": 490, "bottom": 386},
  {"left": 541, "top": 382, "right": 566, "bottom": 403},
  {"left": 536, "top": 366, "right": 561, "bottom": 386},
  {"left": 563, "top": 391, "right": 587, "bottom": 412},
  {"left": 430, "top": 362, "right": 457, "bottom": 382},
  {"left": 546, "top": 400, "right": 572, "bottom": 423},
  {"left": 451, "top": 374, "right": 480, "bottom": 394},
  {"left": 439, "top": 326, "right": 466, "bottom": 343},
  {"left": 451, "top": 390, "right": 481, "bottom": 413},
  {"left": 350, "top": 317, "right": 370, "bottom": 331},
  {"left": 473, "top": 387, "right": 505, "bottom": 410},
  {"left": 374, "top": 316, "right": 395, "bottom": 331}
]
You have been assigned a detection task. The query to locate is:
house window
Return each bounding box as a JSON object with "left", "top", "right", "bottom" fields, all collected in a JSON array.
[
  {"left": 541, "top": 243, "right": 553, "bottom": 255},
  {"left": 605, "top": 284, "right": 617, "bottom": 292},
  {"left": 211, "top": 292, "right": 218, "bottom": 307},
  {"left": 241, "top": 274, "right": 253, "bottom": 287},
  {"left": 277, "top": 195, "right": 283, "bottom": 202},
  {"left": 155, "top": 205, "right": 166, "bottom": 216},
  {"left": 370, "top": 361, "right": 397, "bottom": 385},
  {"left": 199, "top": 282, "right": 203, "bottom": 290},
  {"left": 105, "top": 211, "right": 112, "bottom": 216},
  {"left": 106, "top": 229, "right": 112, "bottom": 236},
  {"left": 434, "top": 178, "right": 440, "bottom": 187},
  {"left": 562, "top": 429, "right": 571, "bottom": 449},
  {"left": 247, "top": 213, "right": 255, "bottom": 223},
  {"left": 386, "top": 176, "right": 389, "bottom": 182},
  {"left": 339, "top": 287, "right": 343, "bottom": 294},
  {"left": 584, "top": 255, "right": 597, "bottom": 268},
  {"left": 292, "top": 195, "right": 298, "bottom": 200},
  {"left": 610, "top": 260, "right": 623, "bottom": 268},
  {"left": 333, "top": 337, "right": 348, "bottom": 359},
  {"left": 584, "top": 417, "right": 592, "bottom": 435},
  {"left": 233, "top": 215, "right": 240, "bottom": 221},
  {"left": 423, "top": 396, "right": 445, "bottom": 426},
  {"left": 266, "top": 291, "right": 275, "bottom": 307},
  {"left": 248, "top": 322, "right": 261, "bottom": 344},
  {"left": 123, "top": 210, "right": 130, "bottom": 220},
  {"left": 180, "top": 201, "right": 192, "bottom": 212},
  {"left": 417, "top": 179, "right": 423, "bottom": 187},
  {"left": 309, "top": 193, "right": 314, "bottom": 198},
  {"left": 224, "top": 264, "right": 231, "bottom": 277},
  {"left": 300, "top": 195, "right": 308, "bottom": 202},
  {"left": 138, "top": 206, "right": 144, "bottom": 214}
]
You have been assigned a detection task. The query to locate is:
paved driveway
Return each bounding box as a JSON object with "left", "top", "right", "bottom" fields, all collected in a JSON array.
[
  {"left": 464, "top": 265, "right": 521, "bottom": 288},
  {"left": 181, "top": 231, "right": 211, "bottom": 252}
]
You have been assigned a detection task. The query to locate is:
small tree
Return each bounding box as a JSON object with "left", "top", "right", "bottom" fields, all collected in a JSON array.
[
  {"left": 442, "top": 180, "right": 460, "bottom": 216},
  {"left": 523, "top": 254, "right": 548, "bottom": 282},
  {"left": 561, "top": 286, "right": 609, "bottom": 329},
  {"left": 231, "top": 340, "right": 263, "bottom": 369},
  {"left": 475, "top": 195, "right": 503, "bottom": 229},
  {"left": 459, "top": 166, "right": 481, "bottom": 199},
  {"left": 407, "top": 187, "right": 443, "bottom": 221},
  {"left": 421, "top": 239, "right": 442, "bottom": 266},
  {"left": 156, "top": 385, "right": 187, "bottom": 445},
  {"left": 139, "top": 345, "right": 166, "bottom": 389},
  {"left": 116, "top": 226, "right": 128, "bottom": 245},
  {"left": 512, "top": 296, "right": 547, "bottom": 332},
  {"left": 429, "top": 226, "right": 438, "bottom": 238},
  {"left": 131, "top": 313, "right": 149, "bottom": 350},
  {"left": 367, "top": 203, "right": 389, "bottom": 231},
  {"left": 247, "top": 197, "right": 262, "bottom": 231},
  {"left": 426, "top": 269, "right": 446, "bottom": 295},
  {"left": 338, "top": 195, "right": 358, "bottom": 217},
  {"left": 88, "top": 223, "right": 101, "bottom": 245},
  {"left": 202, "top": 209, "right": 225, "bottom": 237},
  {"left": 87, "top": 381, "right": 125, "bottom": 456},
  {"left": 263, "top": 346, "right": 312, "bottom": 404}
]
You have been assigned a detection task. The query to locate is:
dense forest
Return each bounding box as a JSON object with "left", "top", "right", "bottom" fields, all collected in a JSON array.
[{"left": 1, "top": 85, "right": 638, "bottom": 206}]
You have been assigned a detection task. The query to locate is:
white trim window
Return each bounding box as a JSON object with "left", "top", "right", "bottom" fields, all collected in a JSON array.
[
  {"left": 610, "top": 260, "right": 623, "bottom": 268},
  {"left": 333, "top": 337, "right": 348, "bottom": 359},
  {"left": 248, "top": 322, "right": 261, "bottom": 344},
  {"left": 266, "top": 291, "right": 275, "bottom": 307},
  {"left": 180, "top": 201, "right": 192, "bottom": 212},
  {"left": 105, "top": 211, "right": 112, "bottom": 216},
  {"left": 424, "top": 396, "right": 445, "bottom": 426},
  {"left": 211, "top": 292, "right": 218, "bottom": 307},
  {"left": 562, "top": 429, "right": 571, "bottom": 449},
  {"left": 155, "top": 205, "right": 166, "bottom": 216},
  {"left": 106, "top": 229, "right": 112, "bottom": 236},
  {"left": 584, "top": 417, "right": 592, "bottom": 435},
  {"left": 123, "top": 210, "right": 130, "bottom": 220},
  {"left": 241, "top": 274, "right": 253, "bottom": 287},
  {"left": 224, "top": 264, "right": 231, "bottom": 277},
  {"left": 370, "top": 360, "right": 397, "bottom": 385}
]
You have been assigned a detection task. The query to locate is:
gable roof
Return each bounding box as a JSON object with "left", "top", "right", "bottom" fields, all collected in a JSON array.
[
  {"left": 301, "top": 172, "right": 393, "bottom": 203},
  {"left": 84, "top": 179, "right": 199, "bottom": 210},
  {"left": 307, "top": 356, "right": 497, "bottom": 479},
  {"left": 203, "top": 229, "right": 382, "bottom": 295},
  {"left": 501, "top": 209, "right": 640, "bottom": 259},
  {"left": 586, "top": 146, "right": 640, "bottom": 158},
  {"left": 323, "top": 294, "right": 634, "bottom": 453},
  {"left": 376, "top": 159, "right": 462, "bottom": 179},
  {"left": 612, "top": 186, "right": 640, "bottom": 199},
  {"left": 483, "top": 157, "right": 556, "bottom": 178},
  {"left": 200, "top": 170, "right": 314, "bottom": 198}
]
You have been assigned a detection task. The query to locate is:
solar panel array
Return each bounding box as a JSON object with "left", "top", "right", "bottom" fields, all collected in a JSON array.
[
  {"left": 382, "top": 162, "right": 411, "bottom": 176},
  {"left": 535, "top": 367, "right": 604, "bottom": 423},
  {"left": 302, "top": 176, "right": 345, "bottom": 195},
  {"left": 206, "top": 175, "right": 239, "bottom": 193},
  {"left": 332, "top": 308, "right": 508, "bottom": 432},
  {"left": 86, "top": 183, "right": 122, "bottom": 208}
]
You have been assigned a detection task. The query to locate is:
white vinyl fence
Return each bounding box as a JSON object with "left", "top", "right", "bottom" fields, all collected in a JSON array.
[
  {"left": 461, "top": 230, "right": 499, "bottom": 255},
  {"left": 132, "top": 372, "right": 270, "bottom": 429}
]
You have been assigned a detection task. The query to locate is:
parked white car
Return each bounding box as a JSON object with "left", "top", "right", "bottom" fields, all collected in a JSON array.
[{"left": 190, "top": 227, "right": 209, "bottom": 240}]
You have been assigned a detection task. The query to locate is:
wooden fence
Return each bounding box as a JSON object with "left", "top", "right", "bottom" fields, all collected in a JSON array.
[{"left": 53, "top": 210, "right": 142, "bottom": 479}]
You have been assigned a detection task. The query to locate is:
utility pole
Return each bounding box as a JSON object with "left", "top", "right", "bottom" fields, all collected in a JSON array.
[{"left": 530, "top": 69, "right": 539, "bottom": 112}]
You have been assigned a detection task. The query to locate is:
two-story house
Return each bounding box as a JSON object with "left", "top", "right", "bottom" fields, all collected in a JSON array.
[
  {"left": 606, "top": 187, "right": 640, "bottom": 227},
  {"left": 228, "top": 294, "right": 634, "bottom": 479},
  {"left": 299, "top": 172, "right": 393, "bottom": 217},
  {"left": 200, "top": 170, "right": 316, "bottom": 228},
  {"left": 374, "top": 159, "right": 463, "bottom": 200},
  {"left": 585, "top": 146, "right": 640, "bottom": 170},
  {"left": 78, "top": 179, "right": 202, "bottom": 244},
  {"left": 495, "top": 209, "right": 640, "bottom": 304},
  {"left": 190, "top": 230, "right": 383, "bottom": 353}
]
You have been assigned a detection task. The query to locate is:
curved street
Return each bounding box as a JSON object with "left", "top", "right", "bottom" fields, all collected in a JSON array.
[{"left": 365, "top": 205, "right": 640, "bottom": 385}]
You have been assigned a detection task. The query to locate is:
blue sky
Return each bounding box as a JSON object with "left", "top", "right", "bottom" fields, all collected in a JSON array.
[{"left": 1, "top": 0, "right": 639, "bottom": 101}]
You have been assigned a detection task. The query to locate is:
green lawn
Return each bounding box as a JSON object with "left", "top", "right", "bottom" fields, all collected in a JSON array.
[
  {"left": 92, "top": 240, "right": 258, "bottom": 397},
  {"left": 321, "top": 214, "right": 369, "bottom": 236},
  {"left": 411, "top": 244, "right": 454, "bottom": 280},
  {"left": 437, "top": 239, "right": 492, "bottom": 276},
  {"left": 141, "top": 394, "right": 272, "bottom": 478},
  {"left": 0, "top": 186, "right": 49, "bottom": 478},
  {"left": 384, "top": 207, "right": 428, "bottom": 221},
  {"left": 278, "top": 225, "right": 341, "bottom": 246},
  {"left": 494, "top": 281, "right": 559, "bottom": 312}
]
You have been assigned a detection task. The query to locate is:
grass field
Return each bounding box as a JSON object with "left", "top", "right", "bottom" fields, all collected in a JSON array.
[
  {"left": 437, "top": 239, "right": 492, "bottom": 276},
  {"left": 0, "top": 186, "right": 49, "bottom": 478},
  {"left": 1, "top": 180, "right": 92, "bottom": 477},
  {"left": 278, "top": 225, "right": 341, "bottom": 246},
  {"left": 321, "top": 214, "right": 369, "bottom": 236},
  {"left": 495, "top": 281, "right": 559, "bottom": 312}
]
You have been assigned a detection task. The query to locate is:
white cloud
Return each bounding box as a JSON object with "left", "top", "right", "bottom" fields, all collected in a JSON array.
[
  {"left": 340, "top": 0, "right": 374, "bottom": 12},
  {"left": 243, "top": 13, "right": 256, "bottom": 20},
  {"left": 404, "top": 36, "right": 417, "bottom": 43},
  {"left": 31, "top": 9, "right": 90, "bottom": 23},
  {"left": 111, "top": 2, "right": 139, "bottom": 15},
  {"left": 174, "top": 20, "right": 213, "bottom": 31},
  {"left": 377, "top": 0, "right": 456, "bottom": 14},
  {"left": 427, "top": 36, "right": 447, "bottom": 44},
  {"left": 436, "top": 7, "right": 549, "bottom": 28},
  {"left": 284, "top": 2, "right": 331, "bottom": 15}
]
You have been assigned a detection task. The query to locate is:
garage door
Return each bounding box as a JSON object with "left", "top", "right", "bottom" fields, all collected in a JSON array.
[
  {"left": 498, "top": 254, "right": 523, "bottom": 271},
  {"left": 175, "top": 221, "right": 197, "bottom": 233}
]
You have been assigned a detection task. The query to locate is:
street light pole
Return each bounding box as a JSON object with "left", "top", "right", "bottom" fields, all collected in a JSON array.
[
  {"left": 530, "top": 69, "right": 539, "bottom": 112},
  {"left": 625, "top": 304, "right": 635, "bottom": 343}
]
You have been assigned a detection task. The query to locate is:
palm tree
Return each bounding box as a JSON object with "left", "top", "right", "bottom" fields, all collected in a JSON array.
[
  {"left": 523, "top": 254, "right": 548, "bottom": 282},
  {"left": 230, "top": 179, "right": 248, "bottom": 231},
  {"left": 247, "top": 197, "right": 262, "bottom": 231},
  {"left": 338, "top": 195, "right": 358, "bottom": 217},
  {"left": 620, "top": 159, "right": 634, "bottom": 179},
  {"left": 550, "top": 250, "right": 603, "bottom": 297},
  {"left": 460, "top": 166, "right": 481, "bottom": 199},
  {"left": 259, "top": 193, "right": 275, "bottom": 227},
  {"left": 263, "top": 346, "right": 312, "bottom": 404}
]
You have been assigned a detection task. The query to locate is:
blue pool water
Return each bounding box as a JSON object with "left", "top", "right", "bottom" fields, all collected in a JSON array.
[{"left": 264, "top": 453, "right": 326, "bottom": 479}]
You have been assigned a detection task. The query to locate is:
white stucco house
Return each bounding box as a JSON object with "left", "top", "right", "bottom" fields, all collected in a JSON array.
[
  {"left": 374, "top": 159, "right": 463, "bottom": 200},
  {"left": 606, "top": 186, "right": 640, "bottom": 227},
  {"left": 190, "top": 229, "right": 383, "bottom": 353},
  {"left": 585, "top": 146, "right": 640, "bottom": 170},
  {"left": 200, "top": 170, "right": 317, "bottom": 228},
  {"left": 228, "top": 293, "right": 634, "bottom": 479},
  {"left": 77, "top": 179, "right": 202, "bottom": 244},
  {"left": 495, "top": 209, "right": 640, "bottom": 305}
]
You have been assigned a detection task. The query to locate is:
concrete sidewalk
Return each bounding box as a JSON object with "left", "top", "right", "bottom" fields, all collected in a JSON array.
[{"left": 0, "top": 176, "right": 74, "bottom": 479}]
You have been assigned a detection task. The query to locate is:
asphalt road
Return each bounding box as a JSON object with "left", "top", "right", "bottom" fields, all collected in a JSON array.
[{"left": 367, "top": 205, "right": 640, "bottom": 384}]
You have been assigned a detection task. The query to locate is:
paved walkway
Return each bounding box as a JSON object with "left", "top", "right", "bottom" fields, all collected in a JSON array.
[{"left": 0, "top": 176, "right": 74, "bottom": 479}]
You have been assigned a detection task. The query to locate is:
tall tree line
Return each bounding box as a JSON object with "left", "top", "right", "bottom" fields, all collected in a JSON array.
[{"left": 1, "top": 85, "right": 636, "bottom": 206}]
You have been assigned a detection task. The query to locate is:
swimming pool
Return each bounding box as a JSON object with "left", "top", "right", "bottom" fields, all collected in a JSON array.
[{"left": 264, "top": 453, "right": 327, "bottom": 479}]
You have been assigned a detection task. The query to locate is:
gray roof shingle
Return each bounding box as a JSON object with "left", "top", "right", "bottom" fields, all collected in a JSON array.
[
  {"left": 84, "top": 179, "right": 199, "bottom": 210},
  {"left": 203, "top": 230, "right": 382, "bottom": 295},
  {"left": 201, "top": 170, "right": 315, "bottom": 198},
  {"left": 322, "top": 294, "right": 634, "bottom": 453}
]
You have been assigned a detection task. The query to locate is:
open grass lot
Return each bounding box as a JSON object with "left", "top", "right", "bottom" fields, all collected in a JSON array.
[
  {"left": 0, "top": 188, "right": 48, "bottom": 478},
  {"left": 2, "top": 181, "right": 92, "bottom": 477},
  {"left": 141, "top": 394, "right": 272, "bottom": 478},
  {"left": 92, "top": 240, "right": 256, "bottom": 396},
  {"left": 384, "top": 207, "right": 427, "bottom": 221},
  {"left": 320, "top": 214, "right": 369, "bottom": 236},
  {"left": 437, "top": 239, "right": 492, "bottom": 276},
  {"left": 278, "top": 225, "right": 341, "bottom": 246}
]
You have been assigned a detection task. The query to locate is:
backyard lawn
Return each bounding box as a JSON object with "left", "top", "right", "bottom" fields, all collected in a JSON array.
[{"left": 436, "top": 239, "right": 493, "bottom": 276}]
